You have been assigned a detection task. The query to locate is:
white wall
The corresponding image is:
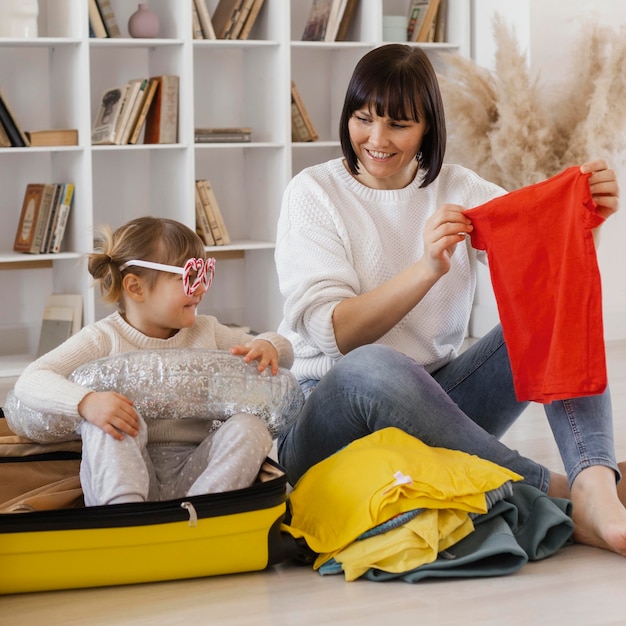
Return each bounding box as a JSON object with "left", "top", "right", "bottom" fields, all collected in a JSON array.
[{"left": 469, "top": 0, "right": 626, "bottom": 340}]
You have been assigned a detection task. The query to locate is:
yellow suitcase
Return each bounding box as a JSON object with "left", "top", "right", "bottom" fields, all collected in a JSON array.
[{"left": 0, "top": 415, "right": 294, "bottom": 595}]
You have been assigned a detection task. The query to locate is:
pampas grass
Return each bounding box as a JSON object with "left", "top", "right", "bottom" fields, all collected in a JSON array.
[{"left": 438, "top": 15, "right": 626, "bottom": 190}]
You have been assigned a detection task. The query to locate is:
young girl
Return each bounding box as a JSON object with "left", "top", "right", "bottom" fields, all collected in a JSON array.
[{"left": 13, "top": 216, "right": 294, "bottom": 506}]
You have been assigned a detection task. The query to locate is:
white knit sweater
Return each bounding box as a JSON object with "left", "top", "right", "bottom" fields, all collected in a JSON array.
[
  {"left": 275, "top": 158, "right": 505, "bottom": 381},
  {"left": 15, "top": 312, "right": 293, "bottom": 419}
]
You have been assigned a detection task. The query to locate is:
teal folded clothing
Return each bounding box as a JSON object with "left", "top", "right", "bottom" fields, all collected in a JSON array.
[
  {"left": 321, "top": 483, "right": 574, "bottom": 582},
  {"left": 365, "top": 516, "right": 528, "bottom": 581}
]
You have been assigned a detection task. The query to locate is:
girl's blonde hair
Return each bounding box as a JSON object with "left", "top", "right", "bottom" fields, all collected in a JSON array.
[{"left": 87, "top": 216, "right": 206, "bottom": 312}]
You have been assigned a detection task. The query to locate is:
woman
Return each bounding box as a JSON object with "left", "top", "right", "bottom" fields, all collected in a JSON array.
[{"left": 274, "top": 44, "right": 626, "bottom": 556}]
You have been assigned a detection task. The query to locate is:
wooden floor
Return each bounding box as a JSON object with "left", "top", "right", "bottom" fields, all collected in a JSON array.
[{"left": 2, "top": 341, "right": 626, "bottom": 626}]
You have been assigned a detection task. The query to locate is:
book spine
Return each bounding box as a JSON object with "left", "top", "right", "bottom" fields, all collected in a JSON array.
[
  {"left": 207, "top": 183, "right": 231, "bottom": 245},
  {"left": 88, "top": 0, "right": 108, "bottom": 38},
  {"left": 129, "top": 78, "right": 158, "bottom": 145},
  {"left": 144, "top": 76, "right": 179, "bottom": 144},
  {"left": 51, "top": 183, "right": 75, "bottom": 254},
  {"left": 0, "top": 90, "right": 29, "bottom": 147},
  {"left": 238, "top": 0, "right": 265, "bottom": 40},
  {"left": 191, "top": 2, "right": 204, "bottom": 39},
  {"left": 14, "top": 184, "right": 45, "bottom": 252},
  {"left": 29, "top": 184, "right": 56, "bottom": 254},
  {"left": 196, "top": 180, "right": 224, "bottom": 245},
  {"left": 95, "top": 0, "right": 121, "bottom": 37},
  {"left": 40, "top": 183, "right": 63, "bottom": 254},
  {"left": 194, "top": 185, "right": 216, "bottom": 246}
]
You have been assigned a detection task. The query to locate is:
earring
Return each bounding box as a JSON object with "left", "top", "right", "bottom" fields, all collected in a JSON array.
[{"left": 416, "top": 151, "right": 423, "bottom": 164}]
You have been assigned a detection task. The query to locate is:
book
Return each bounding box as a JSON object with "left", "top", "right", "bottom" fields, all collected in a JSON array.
[
  {"left": 202, "top": 179, "right": 231, "bottom": 245},
  {"left": 408, "top": 0, "right": 441, "bottom": 42},
  {"left": 290, "top": 81, "right": 319, "bottom": 142},
  {"left": 324, "top": 0, "right": 349, "bottom": 42},
  {"left": 143, "top": 75, "right": 179, "bottom": 144},
  {"left": 88, "top": 0, "right": 108, "bottom": 38},
  {"left": 194, "top": 127, "right": 252, "bottom": 143},
  {"left": 0, "top": 117, "right": 11, "bottom": 147},
  {"left": 29, "top": 183, "right": 57, "bottom": 254},
  {"left": 0, "top": 88, "right": 30, "bottom": 147},
  {"left": 95, "top": 0, "right": 121, "bottom": 38},
  {"left": 36, "top": 293, "right": 83, "bottom": 356},
  {"left": 39, "top": 183, "right": 63, "bottom": 254},
  {"left": 113, "top": 79, "right": 145, "bottom": 145},
  {"left": 117, "top": 78, "right": 150, "bottom": 145},
  {"left": 194, "top": 0, "right": 216, "bottom": 39},
  {"left": 433, "top": 0, "right": 448, "bottom": 43},
  {"left": 91, "top": 85, "right": 127, "bottom": 145},
  {"left": 13, "top": 184, "right": 46, "bottom": 253},
  {"left": 191, "top": 1, "right": 204, "bottom": 39},
  {"left": 226, "top": 0, "right": 255, "bottom": 39},
  {"left": 194, "top": 184, "right": 216, "bottom": 246},
  {"left": 335, "top": 0, "right": 359, "bottom": 41},
  {"left": 25, "top": 129, "right": 79, "bottom": 147},
  {"left": 212, "top": 0, "right": 244, "bottom": 39},
  {"left": 238, "top": 0, "right": 266, "bottom": 40},
  {"left": 302, "top": 0, "right": 334, "bottom": 41},
  {"left": 195, "top": 180, "right": 224, "bottom": 245},
  {"left": 415, "top": 0, "right": 441, "bottom": 42},
  {"left": 50, "top": 183, "right": 75, "bottom": 254},
  {"left": 407, "top": 0, "right": 429, "bottom": 41},
  {"left": 128, "top": 78, "right": 159, "bottom": 144}
]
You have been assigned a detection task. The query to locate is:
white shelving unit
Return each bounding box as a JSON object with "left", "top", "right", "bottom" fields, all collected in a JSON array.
[{"left": 0, "top": 0, "right": 470, "bottom": 393}]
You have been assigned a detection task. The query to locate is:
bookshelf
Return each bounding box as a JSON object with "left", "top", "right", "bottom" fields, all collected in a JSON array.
[{"left": 0, "top": 0, "right": 471, "bottom": 391}]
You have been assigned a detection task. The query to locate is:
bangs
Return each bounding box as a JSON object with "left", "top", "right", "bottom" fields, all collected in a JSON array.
[{"left": 354, "top": 69, "right": 423, "bottom": 122}]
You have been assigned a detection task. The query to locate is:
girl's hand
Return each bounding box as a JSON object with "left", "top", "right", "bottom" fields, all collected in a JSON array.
[
  {"left": 230, "top": 339, "right": 280, "bottom": 375},
  {"left": 422, "top": 203, "right": 473, "bottom": 278},
  {"left": 581, "top": 159, "right": 620, "bottom": 221},
  {"left": 78, "top": 391, "right": 140, "bottom": 441}
]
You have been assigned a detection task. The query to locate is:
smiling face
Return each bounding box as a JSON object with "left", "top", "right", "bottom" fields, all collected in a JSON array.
[
  {"left": 339, "top": 44, "right": 447, "bottom": 189},
  {"left": 347, "top": 107, "right": 428, "bottom": 190},
  {"left": 123, "top": 267, "right": 208, "bottom": 340}
]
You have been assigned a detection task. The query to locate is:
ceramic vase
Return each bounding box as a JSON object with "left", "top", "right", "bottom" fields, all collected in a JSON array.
[{"left": 128, "top": 3, "right": 159, "bottom": 38}]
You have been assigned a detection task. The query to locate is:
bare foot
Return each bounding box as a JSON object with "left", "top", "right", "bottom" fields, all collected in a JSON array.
[{"left": 570, "top": 465, "right": 626, "bottom": 556}]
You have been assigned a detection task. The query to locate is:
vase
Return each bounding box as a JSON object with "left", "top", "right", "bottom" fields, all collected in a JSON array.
[{"left": 128, "top": 3, "right": 159, "bottom": 39}]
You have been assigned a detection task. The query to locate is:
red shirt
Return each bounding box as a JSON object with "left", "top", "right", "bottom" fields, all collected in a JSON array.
[{"left": 463, "top": 166, "right": 607, "bottom": 403}]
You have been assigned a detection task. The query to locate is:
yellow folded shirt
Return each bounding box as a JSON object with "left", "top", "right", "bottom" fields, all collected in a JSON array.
[
  {"left": 328, "top": 508, "right": 473, "bottom": 580},
  {"left": 283, "top": 427, "right": 521, "bottom": 556}
]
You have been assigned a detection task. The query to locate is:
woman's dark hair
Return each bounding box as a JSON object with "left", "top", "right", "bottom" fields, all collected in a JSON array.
[{"left": 339, "top": 44, "right": 446, "bottom": 188}]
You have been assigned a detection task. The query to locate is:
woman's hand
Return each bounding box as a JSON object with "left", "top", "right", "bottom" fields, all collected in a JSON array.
[
  {"left": 581, "top": 159, "right": 620, "bottom": 221},
  {"left": 230, "top": 339, "right": 279, "bottom": 375},
  {"left": 422, "top": 204, "right": 473, "bottom": 278},
  {"left": 78, "top": 391, "right": 140, "bottom": 440}
]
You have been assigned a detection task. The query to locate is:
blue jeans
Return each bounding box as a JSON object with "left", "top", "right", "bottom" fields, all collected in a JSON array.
[{"left": 277, "top": 325, "right": 618, "bottom": 489}]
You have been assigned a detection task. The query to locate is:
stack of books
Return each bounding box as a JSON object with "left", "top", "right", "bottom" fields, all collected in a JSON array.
[
  {"left": 195, "top": 127, "right": 252, "bottom": 143},
  {"left": 209, "top": 0, "right": 267, "bottom": 40},
  {"left": 194, "top": 179, "right": 231, "bottom": 247},
  {"left": 13, "top": 182, "right": 76, "bottom": 255},
  {"left": 91, "top": 75, "right": 178, "bottom": 145},
  {"left": 291, "top": 81, "right": 319, "bottom": 142},
  {"left": 301, "top": 0, "right": 359, "bottom": 42}
]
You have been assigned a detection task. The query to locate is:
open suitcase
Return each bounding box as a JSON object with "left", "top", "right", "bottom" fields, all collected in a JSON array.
[{"left": 0, "top": 413, "right": 297, "bottom": 595}]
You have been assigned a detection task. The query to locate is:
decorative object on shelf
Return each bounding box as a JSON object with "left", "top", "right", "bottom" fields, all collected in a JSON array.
[
  {"left": 439, "top": 15, "right": 626, "bottom": 191},
  {"left": 0, "top": 0, "right": 38, "bottom": 38},
  {"left": 128, "top": 3, "right": 160, "bottom": 38},
  {"left": 382, "top": 15, "right": 408, "bottom": 42}
]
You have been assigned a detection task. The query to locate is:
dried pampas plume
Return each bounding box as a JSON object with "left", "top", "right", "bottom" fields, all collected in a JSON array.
[{"left": 437, "top": 14, "right": 626, "bottom": 190}]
